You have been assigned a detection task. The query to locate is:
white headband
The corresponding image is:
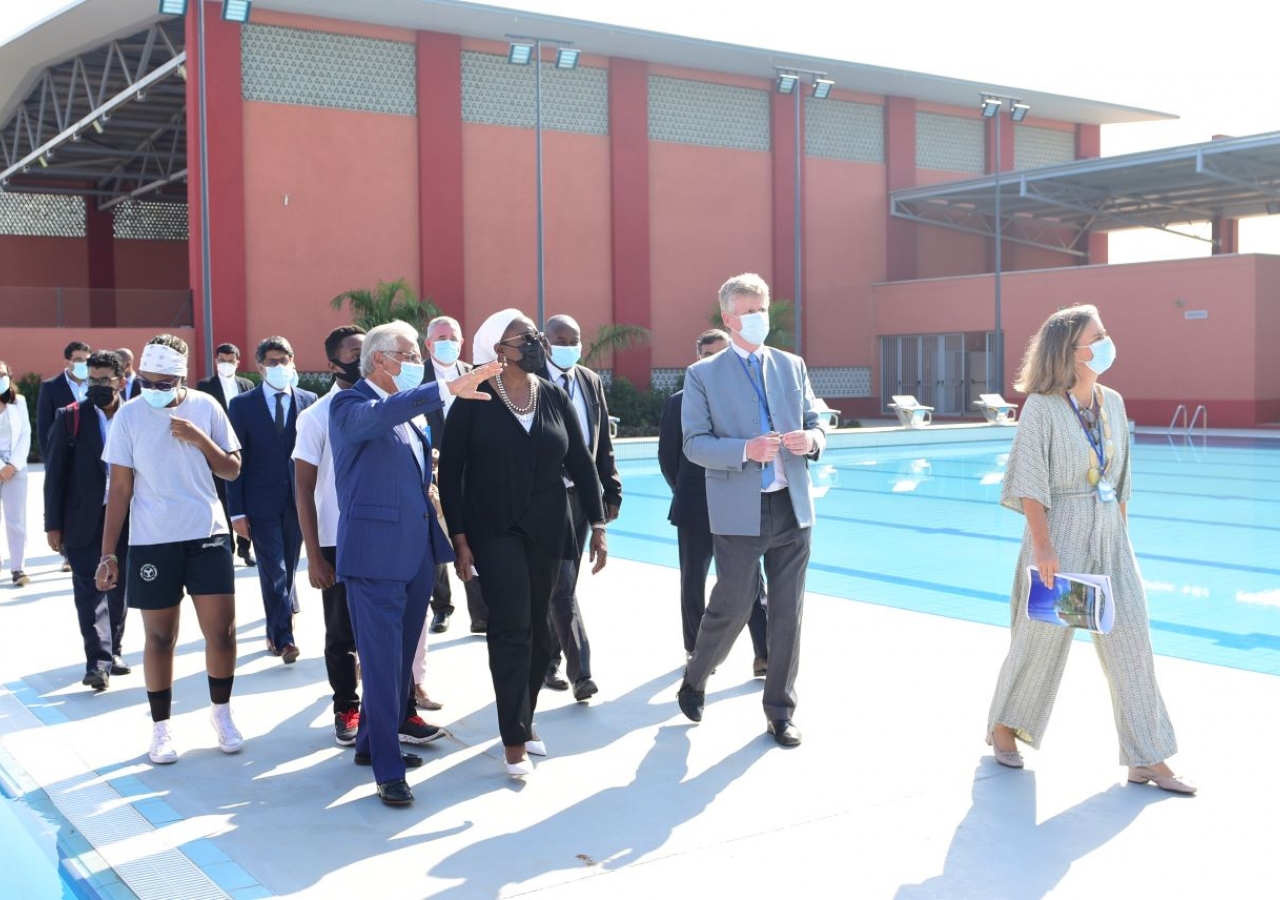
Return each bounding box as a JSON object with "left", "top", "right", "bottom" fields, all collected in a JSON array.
[
  {"left": 139, "top": 344, "right": 188, "bottom": 377},
  {"left": 472, "top": 307, "right": 525, "bottom": 365}
]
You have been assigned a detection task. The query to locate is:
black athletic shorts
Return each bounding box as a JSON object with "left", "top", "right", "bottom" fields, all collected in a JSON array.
[{"left": 126, "top": 534, "right": 235, "bottom": 610}]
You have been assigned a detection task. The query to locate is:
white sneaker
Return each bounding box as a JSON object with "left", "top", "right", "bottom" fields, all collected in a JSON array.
[
  {"left": 209, "top": 703, "right": 244, "bottom": 754},
  {"left": 149, "top": 721, "right": 178, "bottom": 765}
]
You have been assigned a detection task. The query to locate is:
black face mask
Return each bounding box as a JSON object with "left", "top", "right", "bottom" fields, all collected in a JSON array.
[
  {"left": 515, "top": 340, "right": 547, "bottom": 374},
  {"left": 87, "top": 385, "right": 118, "bottom": 410},
  {"left": 331, "top": 358, "right": 362, "bottom": 385}
]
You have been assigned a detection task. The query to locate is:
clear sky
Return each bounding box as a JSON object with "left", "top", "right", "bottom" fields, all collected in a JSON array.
[{"left": 5, "top": 0, "right": 1278, "bottom": 259}]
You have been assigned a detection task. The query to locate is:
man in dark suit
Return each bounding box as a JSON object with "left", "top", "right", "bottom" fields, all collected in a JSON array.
[
  {"left": 115, "top": 347, "right": 142, "bottom": 399},
  {"left": 678, "top": 274, "right": 826, "bottom": 747},
  {"left": 541, "top": 313, "right": 622, "bottom": 702},
  {"left": 196, "top": 343, "right": 256, "bottom": 566},
  {"left": 227, "top": 337, "right": 316, "bottom": 665},
  {"left": 43, "top": 350, "right": 131, "bottom": 690},
  {"left": 37, "top": 340, "right": 91, "bottom": 457},
  {"left": 329, "top": 320, "right": 498, "bottom": 807},
  {"left": 423, "top": 315, "right": 488, "bottom": 637},
  {"left": 658, "top": 329, "right": 768, "bottom": 675}
]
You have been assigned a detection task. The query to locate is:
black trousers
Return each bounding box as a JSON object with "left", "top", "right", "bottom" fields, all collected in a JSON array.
[
  {"left": 66, "top": 524, "right": 129, "bottom": 673},
  {"left": 472, "top": 531, "right": 560, "bottom": 747},
  {"left": 677, "top": 523, "right": 768, "bottom": 658},
  {"left": 430, "top": 562, "right": 490, "bottom": 624},
  {"left": 547, "top": 487, "right": 592, "bottom": 682},
  {"left": 320, "top": 546, "right": 359, "bottom": 714}
]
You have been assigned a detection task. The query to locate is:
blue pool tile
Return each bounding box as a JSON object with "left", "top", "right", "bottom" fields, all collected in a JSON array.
[
  {"left": 181, "top": 838, "right": 231, "bottom": 866},
  {"left": 229, "top": 885, "right": 275, "bottom": 900},
  {"left": 203, "top": 861, "right": 261, "bottom": 891},
  {"left": 132, "top": 797, "right": 183, "bottom": 825}
]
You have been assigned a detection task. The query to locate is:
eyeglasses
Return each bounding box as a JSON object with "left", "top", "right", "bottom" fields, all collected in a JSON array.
[
  {"left": 500, "top": 332, "right": 545, "bottom": 348},
  {"left": 136, "top": 376, "right": 181, "bottom": 392},
  {"left": 260, "top": 358, "right": 294, "bottom": 368},
  {"left": 86, "top": 376, "right": 119, "bottom": 388},
  {"left": 380, "top": 349, "right": 424, "bottom": 366}
]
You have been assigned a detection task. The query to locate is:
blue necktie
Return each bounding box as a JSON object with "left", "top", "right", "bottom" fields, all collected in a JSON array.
[{"left": 748, "top": 354, "right": 772, "bottom": 490}]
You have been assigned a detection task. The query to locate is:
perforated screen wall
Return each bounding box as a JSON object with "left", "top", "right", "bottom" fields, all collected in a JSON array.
[
  {"left": 805, "top": 99, "right": 884, "bottom": 163},
  {"left": 648, "top": 76, "right": 770, "bottom": 151},
  {"left": 1014, "top": 125, "right": 1076, "bottom": 170},
  {"left": 916, "top": 112, "right": 985, "bottom": 173},
  {"left": 0, "top": 193, "right": 85, "bottom": 237},
  {"left": 461, "top": 51, "right": 609, "bottom": 134},
  {"left": 113, "top": 200, "right": 189, "bottom": 241}
]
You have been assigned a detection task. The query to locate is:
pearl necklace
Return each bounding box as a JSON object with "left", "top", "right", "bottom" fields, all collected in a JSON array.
[{"left": 494, "top": 372, "right": 537, "bottom": 416}]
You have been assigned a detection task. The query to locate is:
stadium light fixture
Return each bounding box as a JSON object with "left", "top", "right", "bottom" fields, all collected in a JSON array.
[
  {"left": 222, "top": 0, "right": 252, "bottom": 22},
  {"left": 158, "top": 0, "right": 188, "bottom": 14},
  {"left": 811, "top": 78, "right": 834, "bottom": 100},
  {"left": 1010, "top": 101, "right": 1031, "bottom": 122},
  {"left": 776, "top": 72, "right": 799, "bottom": 95},
  {"left": 981, "top": 96, "right": 1001, "bottom": 118},
  {"left": 507, "top": 42, "right": 533, "bottom": 65},
  {"left": 555, "top": 47, "right": 580, "bottom": 70}
]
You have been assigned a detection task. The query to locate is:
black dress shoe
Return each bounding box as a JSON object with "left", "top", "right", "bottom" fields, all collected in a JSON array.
[
  {"left": 355, "top": 751, "right": 423, "bottom": 768},
  {"left": 82, "top": 669, "right": 109, "bottom": 691},
  {"left": 767, "top": 719, "right": 802, "bottom": 747},
  {"left": 110, "top": 655, "right": 132, "bottom": 676},
  {"left": 676, "top": 682, "right": 704, "bottom": 722},
  {"left": 573, "top": 677, "right": 598, "bottom": 702},
  {"left": 429, "top": 611, "right": 450, "bottom": 634},
  {"left": 543, "top": 670, "right": 569, "bottom": 691},
  {"left": 240, "top": 549, "right": 256, "bottom": 567},
  {"left": 470, "top": 620, "right": 488, "bottom": 634},
  {"left": 376, "top": 778, "right": 414, "bottom": 807}
]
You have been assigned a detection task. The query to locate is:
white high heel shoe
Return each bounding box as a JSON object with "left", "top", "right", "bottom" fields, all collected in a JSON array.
[{"left": 506, "top": 755, "right": 534, "bottom": 777}]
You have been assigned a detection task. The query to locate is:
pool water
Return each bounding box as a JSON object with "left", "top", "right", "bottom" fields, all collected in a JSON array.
[
  {"left": 1, "top": 793, "right": 85, "bottom": 899},
  {"left": 612, "top": 435, "right": 1280, "bottom": 676}
]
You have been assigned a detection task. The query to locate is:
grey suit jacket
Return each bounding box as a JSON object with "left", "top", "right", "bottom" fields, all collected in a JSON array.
[{"left": 681, "top": 344, "right": 826, "bottom": 536}]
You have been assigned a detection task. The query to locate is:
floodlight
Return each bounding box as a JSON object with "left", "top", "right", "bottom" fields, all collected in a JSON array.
[
  {"left": 92, "top": 119, "right": 104, "bottom": 134},
  {"left": 776, "top": 72, "right": 799, "bottom": 95},
  {"left": 980, "top": 96, "right": 1001, "bottom": 118},
  {"left": 221, "top": 0, "right": 252, "bottom": 22},
  {"left": 811, "top": 78, "right": 834, "bottom": 100},
  {"left": 555, "top": 47, "right": 580, "bottom": 70},
  {"left": 37, "top": 155, "right": 48, "bottom": 168},
  {"left": 158, "top": 0, "right": 188, "bottom": 15},
  {"left": 508, "top": 42, "right": 533, "bottom": 65},
  {"left": 1010, "top": 101, "right": 1030, "bottom": 122}
]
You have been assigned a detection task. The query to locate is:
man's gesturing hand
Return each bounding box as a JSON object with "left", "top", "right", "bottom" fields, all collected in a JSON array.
[{"left": 444, "top": 361, "right": 503, "bottom": 399}]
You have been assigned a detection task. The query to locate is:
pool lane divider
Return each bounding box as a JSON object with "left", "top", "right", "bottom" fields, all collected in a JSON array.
[{"left": 0, "top": 680, "right": 274, "bottom": 900}]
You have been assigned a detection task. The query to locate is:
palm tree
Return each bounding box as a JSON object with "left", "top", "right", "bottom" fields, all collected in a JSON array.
[
  {"left": 709, "top": 298, "right": 795, "bottom": 352},
  {"left": 330, "top": 278, "right": 443, "bottom": 333},
  {"left": 583, "top": 323, "right": 651, "bottom": 367}
]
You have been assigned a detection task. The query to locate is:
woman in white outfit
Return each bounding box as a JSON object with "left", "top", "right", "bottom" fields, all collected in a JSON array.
[
  {"left": 0, "top": 361, "right": 32, "bottom": 586},
  {"left": 986, "top": 304, "right": 1195, "bottom": 795}
]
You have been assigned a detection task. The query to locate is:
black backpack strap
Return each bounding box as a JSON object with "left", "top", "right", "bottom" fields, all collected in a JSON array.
[{"left": 64, "top": 401, "right": 81, "bottom": 448}]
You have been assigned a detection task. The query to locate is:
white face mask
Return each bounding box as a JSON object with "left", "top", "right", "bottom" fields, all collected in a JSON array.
[
  {"left": 263, "top": 364, "right": 295, "bottom": 391},
  {"left": 0, "top": 375, "right": 9, "bottom": 395},
  {"left": 216, "top": 361, "right": 237, "bottom": 378},
  {"left": 735, "top": 310, "right": 770, "bottom": 347}
]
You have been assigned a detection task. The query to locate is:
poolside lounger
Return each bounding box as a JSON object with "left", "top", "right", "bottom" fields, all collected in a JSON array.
[
  {"left": 889, "top": 395, "right": 933, "bottom": 428},
  {"left": 812, "top": 398, "right": 841, "bottom": 430},
  {"left": 974, "top": 393, "right": 1019, "bottom": 425}
]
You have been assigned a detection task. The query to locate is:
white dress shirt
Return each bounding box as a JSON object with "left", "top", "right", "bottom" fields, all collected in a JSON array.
[
  {"left": 432, "top": 360, "right": 462, "bottom": 418},
  {"left": 546, "top": 358, "right": 590, "bottom": 488},
  {"left": 218, "top": 372, "right": 240, "bottom": 402},
  {"left": 367, "top": 380, "right": 428, "bottom": 477}
]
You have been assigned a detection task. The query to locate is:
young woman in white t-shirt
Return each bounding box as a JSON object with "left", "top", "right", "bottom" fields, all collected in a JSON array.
[{"left": 96, "top": 334, "right": 245, "bottom": 765}]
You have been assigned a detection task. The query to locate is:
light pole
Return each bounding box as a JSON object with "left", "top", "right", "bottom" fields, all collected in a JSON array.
[
  {"left": 507, "top": 35, "right": 578, "bottom": 326},
  {"left": 980, "top": 94, "right": 1029, "bottom": 395},
  {"left": 774, "top": 68, "right": 833, "bottom": 356}
]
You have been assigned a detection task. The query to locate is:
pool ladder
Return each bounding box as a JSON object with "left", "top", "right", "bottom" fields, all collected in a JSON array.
[{"left": 1167, "top": 404, "right": 1208, "bottom": 436}]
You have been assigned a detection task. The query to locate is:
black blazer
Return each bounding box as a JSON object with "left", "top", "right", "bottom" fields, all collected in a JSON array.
[
  {"left": 439, "top": 378, "right": 605, "bottom": 561},
  {"left": 539, "top": 362, "right": 622, "bottom": 511},
  {"left": 424, "top": 360, "right": 473, "bottom": 450},
  {"left": 42, "top": 403, "right": 114, "bottom": 549},
  {"left": 195, "top": 374, "right": 255, "bottom": 412},
  {"left": 657, "top": 389, "right": 711, "bottom": 532},
  {"left": 36, "top": 373, "right": 77, "bottom": 457}
]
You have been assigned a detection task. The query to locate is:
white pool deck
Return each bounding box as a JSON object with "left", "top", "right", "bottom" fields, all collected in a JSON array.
[{"left": 2, "top": 437, "right": 1278, "bottom": 899}]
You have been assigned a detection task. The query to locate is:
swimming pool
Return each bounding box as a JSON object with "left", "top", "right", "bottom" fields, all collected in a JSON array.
[{"left": 612, "top": 435, "right": 1280, "bottom": 676}]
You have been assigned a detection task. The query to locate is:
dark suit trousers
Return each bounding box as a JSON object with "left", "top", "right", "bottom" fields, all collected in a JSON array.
[
  {"left": 249, "top": 507, "right": 302, "bottom": 648},
  {"left": 345, "top": 548, "right": 433, "bottom": 785},
  {"left": 66, "top": 523, "right": 129, "bottom": 673},
  {"left": 547, "top": 488, "right": 592, "bottom": 682},
  {"left": 320, "top": 546, "right": 359, "bottom": 714},
  {"left": 430, "top": 562, "right": 489, "bottom": 624},
  {"left": 472, "top": 532, "right": 560, "bottom": 747},
  {"left": 685, "top": 489, "right": 810, "bottom": 720},
  {"left": 677, "top": 524, "right": 768, "bottom": 658}
]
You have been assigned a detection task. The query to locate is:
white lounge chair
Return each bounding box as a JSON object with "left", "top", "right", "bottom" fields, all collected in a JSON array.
[
  {"left": 974, "top": 393, "right": 1018, "bottom": 425},
  {"left": 889, "top": 395, "right": 933, "bottom": 428},
  {"left": 608, "top": 415, "right": 620, "bottom": 439},
  {"left": 811, "top": 398, "right": 841, "bottom": 430}
]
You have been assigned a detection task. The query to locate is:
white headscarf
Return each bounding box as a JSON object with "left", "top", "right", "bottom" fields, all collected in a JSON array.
[
  {"left": 138, "top": 343, "right": 188, "bottom": 377},
  {"left": 471, "top": 307, "right": 525, "bottom": 365}
]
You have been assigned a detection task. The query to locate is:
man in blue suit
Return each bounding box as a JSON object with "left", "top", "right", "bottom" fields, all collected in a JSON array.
[
  {"left": 329, "top": 320, "right": 498, "bottom": 807},
  {"left": 227, "top": 337, "right": 316, "bottom": 664}
]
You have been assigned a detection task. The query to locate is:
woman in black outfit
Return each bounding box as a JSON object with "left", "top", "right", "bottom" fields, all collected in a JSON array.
[{"left": 439, "top": 309, "right": 607, "bottom": 776}]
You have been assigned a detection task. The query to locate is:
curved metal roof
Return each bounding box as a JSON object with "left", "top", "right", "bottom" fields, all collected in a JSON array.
[{"left": 890, "top": 131, "right": 1280, "bottom": 256}]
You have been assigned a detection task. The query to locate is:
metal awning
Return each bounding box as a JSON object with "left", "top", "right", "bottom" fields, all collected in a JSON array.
[
  {"left": 890, "top": 131, "right": 1280, "bottom": 257},
  {"left": 0, "top": 19, "right": 187, "bottom": 208}
]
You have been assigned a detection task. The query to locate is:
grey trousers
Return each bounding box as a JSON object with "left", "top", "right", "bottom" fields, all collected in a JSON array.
[{"left": 685, "top": 489, "right": 810, "bottom": 721}]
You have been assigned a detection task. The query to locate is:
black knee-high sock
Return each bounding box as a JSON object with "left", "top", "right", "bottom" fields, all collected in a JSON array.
[
  {"left": 208, "top": 675, "right": 234, "bottom": 706},
  {"left": 147, "top": 689, "right": 172, "bottom": 722}
]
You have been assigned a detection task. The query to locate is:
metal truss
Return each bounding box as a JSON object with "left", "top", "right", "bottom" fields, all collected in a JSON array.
[
  {"left": 890, "top": 193, "right": 1090, "bottom": 257},
  {"left": 1016, "top": 177, "right": 1215, "bottom": 245},
  {"left": 0, "top": 21, "right": 187, "bottom": 205}
]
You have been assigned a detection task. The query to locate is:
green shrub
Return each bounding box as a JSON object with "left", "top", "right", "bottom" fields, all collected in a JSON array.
[{"left": 605, "top": 376, "right": 669, "bottom": 438}]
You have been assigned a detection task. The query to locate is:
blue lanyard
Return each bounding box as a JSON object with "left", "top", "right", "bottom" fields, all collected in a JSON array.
[
  {"left": 734, "top": 350, "right": 774, "bottom": 431},
  {"left": 1066, "top": 391, "right": 1106, "bottom": 474}
]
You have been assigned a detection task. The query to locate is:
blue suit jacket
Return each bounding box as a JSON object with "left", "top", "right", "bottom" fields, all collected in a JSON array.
[
  {"left": 329, "top": 379, "right": 455, "bottom": 582},
  {"left": 226, "top": 384, "right": 317, "bottom": 520}
]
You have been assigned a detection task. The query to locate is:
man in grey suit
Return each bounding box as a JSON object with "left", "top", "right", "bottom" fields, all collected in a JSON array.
[{"left": 676, "top": 273, "right": 827, "bottom": 746}]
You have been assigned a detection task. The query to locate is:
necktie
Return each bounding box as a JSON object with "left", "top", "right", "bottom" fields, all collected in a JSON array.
[
  {"left": 561, "top": 374, "right": 571, "bottom": 393},
  {"left": 748, "top": 354, "right": 772, "bottom": 490},
  {"left": 274, "top": 392, "right": 285, "bottom": 435}
]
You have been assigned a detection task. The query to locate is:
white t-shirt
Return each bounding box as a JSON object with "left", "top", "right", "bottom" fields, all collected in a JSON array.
[
  {"left": 102, "top": 388, "right": 241, "bottom": 546},
  {"left": 292, "top": 386, "right": 340, "bottom": 547}
]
